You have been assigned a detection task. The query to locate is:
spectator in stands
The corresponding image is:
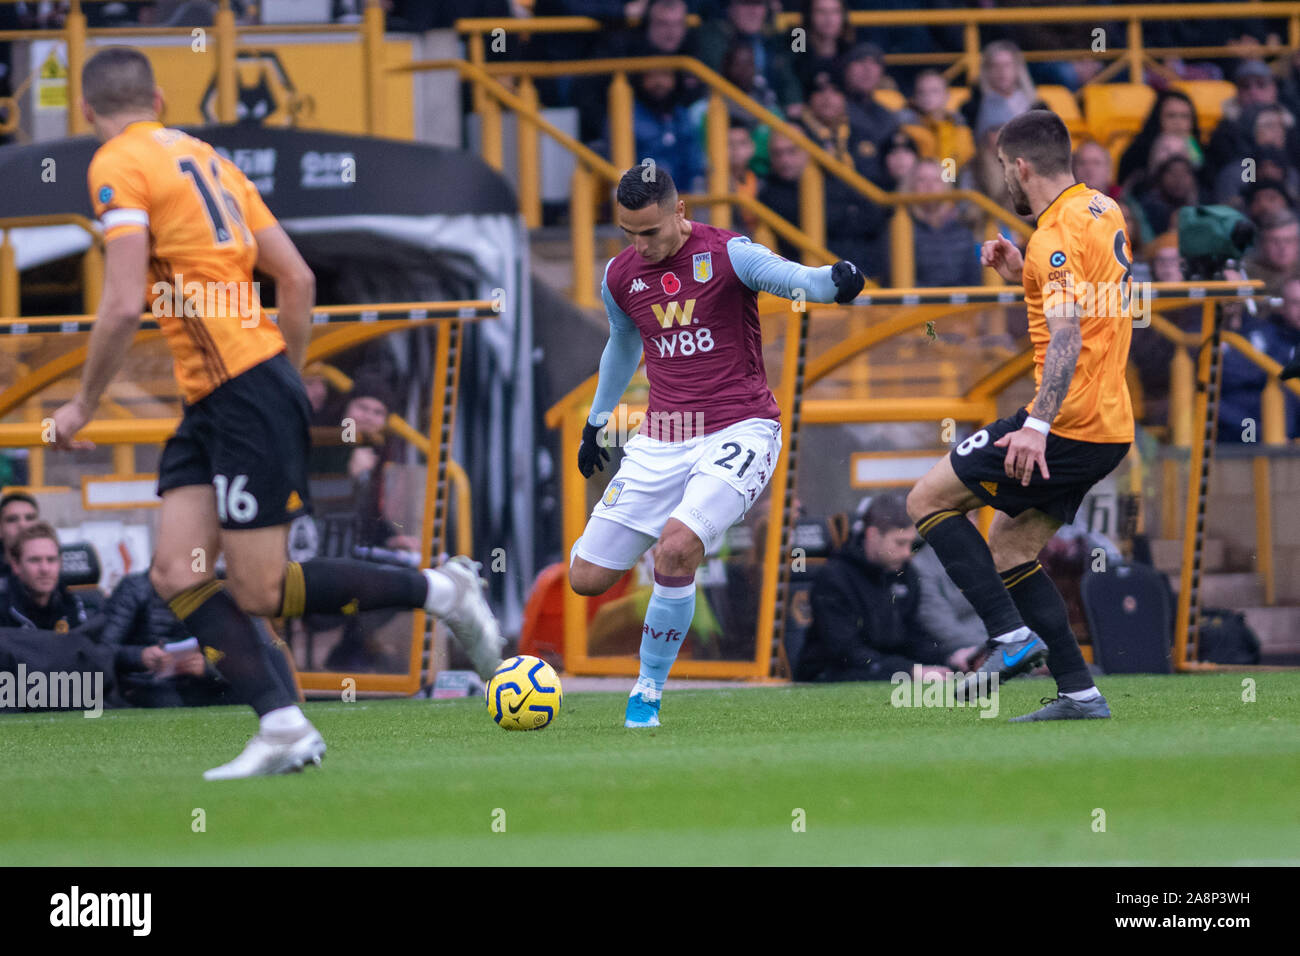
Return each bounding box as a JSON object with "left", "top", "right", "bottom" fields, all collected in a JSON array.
[
  {"left": 1133, "top": 154, "right": 1203, "bottom": 238},
  {"left": 840, "top": 42, "right": 900, "bottom": 164},
  {"left": 961, "top": 40, "right": 1038, "bottom": 140},
  {"left": 795, "top": 493, "right": 975, "bottom": 682},
  {"left": 0, "top": 491, "right": 38, "bottom": 586},
  {"left": 1218, "top": 275, "right": 1300, "bottom": 441},
  {"left": 791, "top": 0, "right": 856, "bottom": 99},
  {"left": 1211, "top": 103, "right": 1299, "bottom": 203},
  {"left": 759, "top": 130, "right": 809, "bottom": 262},
  {"left": 906, "top": 158, "right": 980, "bottom": 288},
  {"left": 798, "top": 72, "right": 856, "bottom": 165},
  {"left": 1073, "top": 140, "right": 1118, "bottom": 198},
  {"left": 969, "top": 124, "right": 1012, "bottom": 213},
  {"left": 0, "top": 522, "right": 86, "bottom": 633},
  {"left": 897, "top": 69, "right": 974, "bottom": 175},
  {"left": 761, "top": 128, "right": 887, "bottom": 279},
  {"left": 722, "top": 38, "right": 784, "bottom": 119},
  {"left": 622, "top": 0, "right": 702, "bottom": 103},
  {"left": 1241, "top": 178, "right": 1296, "bottom": 222},
  {"left": 881, "top": 128, "right": 919, "bottom": 191},
  {"left": 1242, "top": 210, "right": 1300, "bottom": 295},
  {"left": 1205, "top": 60, "right": 1300, "bottom": 189},
  {"left": 1117, "top": 90, "right": 1204, "bottom": 191},
  {"left": 628, "top": 69, "right": 707, "bottom": 192},
  {"left": 727, "top": 117, "right": 761, "bottom": 235},
  {"left": 1129, "top": 232, "right": 1203, "bottom": 425},
  {"left": 694, "top": 0, "right": 804, "bottom": 118},
  {"left": 1278, "top": 47, "right": 1300, "bottom": 122}
]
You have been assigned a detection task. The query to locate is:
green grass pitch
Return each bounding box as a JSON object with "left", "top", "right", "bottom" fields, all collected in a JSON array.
[{"left": 1, "top": 673, "right": 1297, "bottom": 865}]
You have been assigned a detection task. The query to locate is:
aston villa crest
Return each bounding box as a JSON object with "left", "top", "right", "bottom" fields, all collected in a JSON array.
[{"left": 693, "top": 252, "right": 713, "bottom": 283}]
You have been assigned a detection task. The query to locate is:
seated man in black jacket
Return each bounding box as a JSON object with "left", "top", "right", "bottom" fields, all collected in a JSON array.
[
  {"left": 0, "top": 522, "right": 87, "bottom": 633},
  {"left": 796, "top": 492, "right": 977, "bottom": 682}
]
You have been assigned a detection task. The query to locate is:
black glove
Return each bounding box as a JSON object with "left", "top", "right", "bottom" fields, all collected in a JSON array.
[
  {"left": 831, "top": 259, "right": 865, "bottom": 304},
  {"left": 577, "top": 420, "right": 610, "bottom": 478},
  {"left": 1282, "top": 354, "right": 1300, "bottom": 382}
]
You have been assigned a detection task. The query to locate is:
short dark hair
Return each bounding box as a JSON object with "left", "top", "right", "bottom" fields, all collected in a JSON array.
[
  {"left": 0, "top": 491, "right": 37, "bottom": 517},
  {"left": 863, "top": 492, "right": 912, "bottom": 534},
  {"left": 82, "top": 46, "right": 156, "bottom": 116},
  {"left": 997, "top": 109, "right": 1073, "bottom": 177},
  {"left": 14, "top": 521, "right": 59, "bottom": 561},
  {"left": 616, "top": 164, "right": 678, "bottom": 211}
]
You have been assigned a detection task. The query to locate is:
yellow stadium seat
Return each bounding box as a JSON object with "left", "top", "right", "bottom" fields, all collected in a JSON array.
[
  {"left": 1171, "top": 79, "right": 1237, "bottom": 137},
  {"left": 1036, "top": 84, "right": 1088, "bottom": 140},
  {"left": 873, "top": 88, "right": 906, "bottom": 112},
  {"left": 1082, "top": 83, "right": 1156, "bottom": 150}
]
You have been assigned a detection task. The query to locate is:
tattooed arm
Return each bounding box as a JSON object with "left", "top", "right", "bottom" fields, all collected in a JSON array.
[
  {"left": 1029, "top": 309, "right": 1083, "bottom": 423},
  {"left": 995, "top": 290, "right": 1080, "bottom": 487}
]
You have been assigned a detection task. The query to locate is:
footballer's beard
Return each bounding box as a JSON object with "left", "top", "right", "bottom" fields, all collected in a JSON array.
[{"left": 1008, "top": 175, "right": 1033, "bottom": 217}]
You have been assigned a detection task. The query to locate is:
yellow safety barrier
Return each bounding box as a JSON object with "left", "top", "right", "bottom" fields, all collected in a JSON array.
[{"left": 0, "top": 298, "right": 496, "bottom": 694}]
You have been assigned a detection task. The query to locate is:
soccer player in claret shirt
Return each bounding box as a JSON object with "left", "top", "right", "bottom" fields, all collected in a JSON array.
[
  {"left": 50, "top": 47, "right": 504, "bottom": 778},
  {"left": 907, "top": 110, "right": 1136, "bottom": 721},
  {"left": 571, "top": 165, "right": 865, "bottom": 728}
]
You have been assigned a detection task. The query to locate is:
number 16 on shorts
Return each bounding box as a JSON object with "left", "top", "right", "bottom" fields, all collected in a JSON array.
[{"left": 213, "top": 473, "right": 259, "bottom": 524}]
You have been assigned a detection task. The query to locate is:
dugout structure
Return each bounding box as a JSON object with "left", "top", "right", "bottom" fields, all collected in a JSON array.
[
  {"left": 548, "top": 281, "right": 1289, "bottom": 678},
  {"left": 0, "top": 128, "right": 534, "bottom": 695}
]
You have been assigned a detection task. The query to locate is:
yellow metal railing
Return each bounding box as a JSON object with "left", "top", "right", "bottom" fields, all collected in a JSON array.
[
  {"left": 458, "top": 5, "right": 1300, "bottom": 86},
  {"left": 396, "top": 55, "right": 1034, "bottom": 300}
]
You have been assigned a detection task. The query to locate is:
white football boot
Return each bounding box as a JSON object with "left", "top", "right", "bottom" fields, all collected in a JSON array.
[
  {"left": 203, "top": 724, "right": 326, "bottom": 781},
  {"left": 425, "top": 556, "right": 505, "bottom": 680}
]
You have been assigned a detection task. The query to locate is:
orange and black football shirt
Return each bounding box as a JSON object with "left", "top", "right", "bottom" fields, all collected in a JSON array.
[
  {"left": 1022, "top": 182, "right": 1135, "bottom": 444},
  {"left": 88, "top": 120, "right": 285, "bottom": 403}
]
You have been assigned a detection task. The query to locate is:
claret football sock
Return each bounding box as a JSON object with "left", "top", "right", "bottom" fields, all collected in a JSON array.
[
  {"left": 999, "top": 560, "right": 1095, "bottom": 694},
  {"left": 169, "top": 581, "right": 294, "bottom": 717},
  {"left": 916, "top": 510, "right": 1024, "bottom": 639},
  {"left": 637, "top": 571, "right": 696, "bottom": 693}
]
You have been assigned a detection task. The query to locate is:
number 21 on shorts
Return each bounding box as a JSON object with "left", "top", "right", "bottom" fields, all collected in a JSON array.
[{"left": 213, "top": 473, "right": 259, "bottom": 524}]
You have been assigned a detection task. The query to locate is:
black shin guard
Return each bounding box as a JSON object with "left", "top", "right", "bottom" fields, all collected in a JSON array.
[
  {"left": 916, "top": 510, "right": 1023, "bottom": 639},
  {"left": 1000, "top": 560, "right": 1094, "bottom": 693}
]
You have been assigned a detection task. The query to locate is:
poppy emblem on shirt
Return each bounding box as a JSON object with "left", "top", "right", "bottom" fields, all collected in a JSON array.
[
  {"left": 693, "top": 252, "right": 713, "bottom": 283},
  {"left": 661, "top": 272, "right": 681, "bottom": 295}
]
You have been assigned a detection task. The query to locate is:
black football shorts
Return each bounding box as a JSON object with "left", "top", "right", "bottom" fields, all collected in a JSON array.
[
  {"left": 157, "top": 352, "right": 313, "bottom": 530},
  {"left": 949, "top": 408, "right": 1129, "bottom": 524}
]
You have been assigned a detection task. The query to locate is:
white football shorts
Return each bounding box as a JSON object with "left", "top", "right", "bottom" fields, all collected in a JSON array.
[{"left": 573, "top": 416, "right": 782, "bottom": 571}]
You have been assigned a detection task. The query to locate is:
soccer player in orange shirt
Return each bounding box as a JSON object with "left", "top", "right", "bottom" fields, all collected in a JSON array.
[
  {"left": 50, "top": 48, "right": 503, "bottom": 777},
  {"left": 906, "top": 110, "right": 1135, "bottom": 721}
]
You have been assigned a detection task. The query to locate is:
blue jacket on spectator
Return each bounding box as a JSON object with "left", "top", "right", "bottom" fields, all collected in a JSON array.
[
  {"left": 632, "top": 96, "right": 707, "bottom": 194},
  {"left": 1218, "top": 314, "right": 1300, "bottom": 441}
]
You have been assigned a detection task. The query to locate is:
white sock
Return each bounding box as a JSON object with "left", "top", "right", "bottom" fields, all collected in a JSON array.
[
  {"left": 1062, "top": 686, "right": 1102, "bottom": 701},
  {"left": 631, "top": 676, "right": 662, "bottom": 701},
  {"left": 422, "top": 568, "right": 456, "bottom": 616},
  {"left": 260, "top": 705, "right": 308, "bottom": 733},
  {"left": 991, "top": 626, "right": 1031, "bottom": 644}
]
